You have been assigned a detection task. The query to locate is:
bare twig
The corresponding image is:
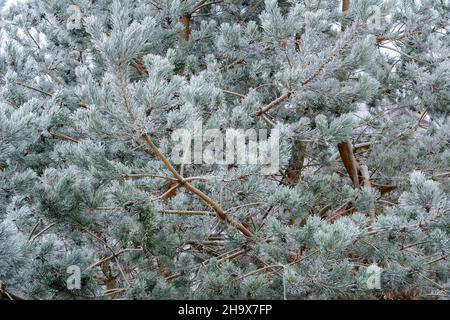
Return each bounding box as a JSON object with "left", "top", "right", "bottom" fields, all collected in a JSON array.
[
  {"left": 223, "top": 90, "right": 246, "bottom": 99},
  {"left": 50, "top": 131, "right": 80, "bottom": 144}
]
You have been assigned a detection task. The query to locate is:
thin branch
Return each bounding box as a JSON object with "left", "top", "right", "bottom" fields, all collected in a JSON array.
[
  {"left": 341, "top": 0, "right": 350, "bottom": 31},
  {"left": 165, "top": 247, "right": 250, "bottom": 281},
  {"left": 191, "top": 0, "right": 223, "bottom": 14},
  {"left": 254, "top": 91, "right": 291, "bottom": 116},
  {"left": 30, "top": 223, "right": 56, "bottom": 242},
  {"left": 432, "top": 172, "right": 450, "bottom": 181},
  {"left": 151, "top": 182, "right": 180, "bottom": 201},
  {"left": 0, "top": 283, "right": 26, "bottom": 301},
  {"left": 141, "top": 133, "right": 253, "bottom": 238},
  {"left": 220, "top": 58, "right": 245, "bottom": 71},
  {"left": 338, "top": 140, "right": 360, "bottom": 188},
  {"left": 223, "top": 90, "right": 246, "bottom": 99},
  {"left": 180, "top": 13, "right": 191, "bottom": 41},
  {"left": 122, "top": 173, "right": 176, "bottom": 181},
  {"left": 376, "top": 31, "right": 423, "bottom": 44},
  {"left": 237, "top": 264, "right": 284, "bottom": 280},
  {"left": 360, "top": 163, "right": 371, "bottom": 188},
  {"left": 378, "top": 44, "right": 416, "bottom": 60},
  {"left": 27, "top": 220, "right": 41, "bottom": 241},
  {"left": 162, "top": 210, "right": 213, "bottom": 216},
  {"left": 85, "top": 248, "right": 143, "bottom": 271},
  {"left": 225, "top": 202, "right": 261, "bottom": 213}
]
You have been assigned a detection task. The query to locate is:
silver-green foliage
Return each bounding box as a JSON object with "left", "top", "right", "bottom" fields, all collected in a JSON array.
[{"left": 0, "top": 0, "right": 449, "bottom": 300}]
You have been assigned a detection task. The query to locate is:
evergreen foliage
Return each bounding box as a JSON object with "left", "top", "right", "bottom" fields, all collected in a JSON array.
[{"left": 0, "top": 0, "right": 449, "bottom": 300}]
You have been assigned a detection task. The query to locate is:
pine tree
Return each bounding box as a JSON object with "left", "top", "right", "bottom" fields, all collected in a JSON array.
[{"left": 0, "top": 0, "right": 449, "bottom": 300}]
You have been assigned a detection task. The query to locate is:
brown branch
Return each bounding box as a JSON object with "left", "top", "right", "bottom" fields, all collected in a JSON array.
[
  {"left": 82, "top": 228, "right": 130, "bottom": 287},
  {"left": 142, "top": 133, "right": 254, "bottom": 238},
  {"left": 17, "top": 82, "right": 52, "bottom": 97},
  {"left": 295, "top": 26, "right": 305, "bottom": 52},
  {"left": 166, "top": 248, "right": 250, "bottom": 281},
  {"left": 155, "top": 181, "right": 180, "bottom": 201},
  {"left": 162, "top": 210, "right": 214, "bottom": 216},
  {"left": 360, "top": 163, "right": 371, "bottom": 188},
  {"left": 281, "top": 140, "right": 307, "bottom": 187},
  {"left": 27, "top": 220, "right": 41, "bottom": 241},
  {"left": 376, "top": 31, "right": 423, "bottom": 44},
  {"left": 301, "top": 54, "right": 336, "bottom": 86},
  {"left": 255, "top": 91, "right": 291, "bottom": 116},
  {"left": 342, "top": 0, "right": 350, "bottom": 12},
  {"left": 86, "top": 248, "right": 143, "bottom": 271},
  {"left": 223, "top": 90, "right": 246, "bottom": 99},
  {"left": 122, "top": 173, "right": 176, "bottom": 181},
  {"left": 130, "top": 58, "right": 148, "bottom": 76},
  {"left": 378, "top": 44, "right": 416, "bottom": 60},
  {"left": 180, "top": 13, "right": 191, "bottom": 41},
  {"left": 50, "top": 131, "right": 80, "bottom": 144},
  {"left": 338, "top": 140, "right": 360, "bottom": 188},
  {"left": 237, "top": 264, "right": 283, "bottom": 280},
  {"left": 17, "top": 82, "right": 88, "bottom": 109},
  {"left": 190, "top": 0, "right": 208, "bottom": 13},
  {"left": 341, "top": 0, "right": 350, "bottom": 32},
  {"left": 326, "top": 201, "right": 354, "bottom": 222},
  {"left": 360, "top": 163, "right": 376, "bottom": 219},
  {"left": 29, "top": 223, "right": 56, "bottom": 242},
  {"left": 254, "top": 34, "right": 351, "bottom": 117},
  {"left": 432, "top": 172, "right": 450, "bottom": 181},
  {"left": 372, "top": 183, "right": 397, "bottom": 197}
]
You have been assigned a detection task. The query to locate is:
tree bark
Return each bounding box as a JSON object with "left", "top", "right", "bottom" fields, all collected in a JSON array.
[{"left": 180, "top": 14, "right": 191, "bottom": 41}]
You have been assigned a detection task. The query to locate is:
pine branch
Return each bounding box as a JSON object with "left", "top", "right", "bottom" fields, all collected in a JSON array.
[
  {"left": 254, "top": 91, "right": 291, "bottom": 116},
  {"left": 27, "top": 220, "right": 41, "bottom": 241},
  {"left": 116, "top": 66, "right": 254, "bottom": 238},
  {"left": 122, "top": 173, "right": 176, "bottom": 181},
  {"left": 191, "top": 0, "right": 224, "bottom": 15},
  {"left": 161, "top": 210, "right": 214, "bottom": 216},
  {"left": 254, "top": 38, "right": 350, "bottom": 117},
  {"left": 376, "top": 31, "right": 424, "bottom": 44},
  {"left": 281, "top": 140, "right": 307, "bottom": 187},
  {"left": 180, "top": 13, "right": 191, "bottom": 41},
  {"left": 223, "top": 90, "right": 246, "bottom": 99},
  {"left": 50, "top": 131, "right": 80, "bottom": 144},
  {"left": 86, "top": 248, "right": 143, "bottom": 271},
  {"left": 432, "top": 172, "right": 450, "bottom": 181},
  {"left": 17, "top": 82, "right": 52, "bottom": 97},
  {"left": 141, "top": 133, "right": 253, "bottom": 238},
  {"left": 338, "top": 140, "right": 360, "bottom": 188},
  {"left": 29, "top": 223, "right": 56, "bottom": 242},
  {"left": 341, "top": 0, "right": 350, "bottom": 32},
  {"left": 360, "top": 163, "right": 371, "bottom": 188},
  {"left": 220, "top": 58, "right": 245, "bottom": 71},
  {"left": 130, "top": 58, "right": 148, "bottom": 76},
  {"left": 0, "top": 284, "right": 25, "bottom": 300}
]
